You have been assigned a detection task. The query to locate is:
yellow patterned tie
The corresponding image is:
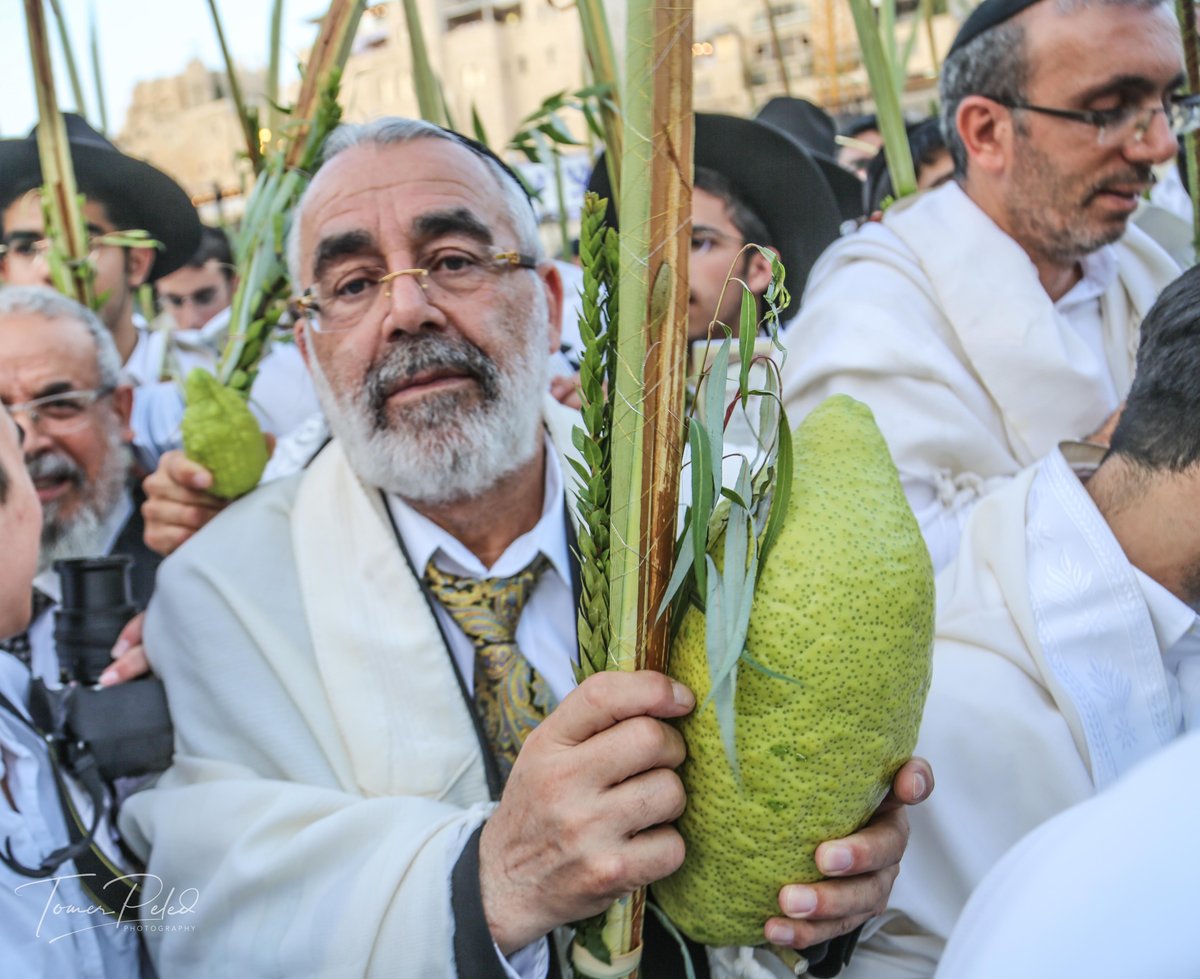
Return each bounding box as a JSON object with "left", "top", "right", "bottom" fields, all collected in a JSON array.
[{"left": 424, "top": 554, "right": 556, "bottom": 785}]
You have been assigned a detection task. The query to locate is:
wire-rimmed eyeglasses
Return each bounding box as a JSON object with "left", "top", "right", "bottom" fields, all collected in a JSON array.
[
  {"left": 296, "top": 248, "right": 538, "bottom": 333},
  {"left": 4, "top": 387, "right": 115, "bottom": 435}
]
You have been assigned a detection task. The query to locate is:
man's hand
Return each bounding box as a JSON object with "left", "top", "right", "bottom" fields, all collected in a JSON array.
[
  {"left": 549, "top": 373, "right": 584, "bottom": 410},
  {"left": 98, "top": 612, "right": 150, "bottom": 686},
  {"left": 479, "top": 671, "right": 694, "bottom": 955},
  {"left": 141, "top": 450, "right": 228, "bottom": 556},
  {"left": 765, "top": 757, "right": 934, "bottom": 949}
]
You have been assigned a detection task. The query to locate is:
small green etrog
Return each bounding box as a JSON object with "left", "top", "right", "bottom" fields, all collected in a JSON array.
[{"left": 181, "top": 367, "right": 268, "bottom": 500}]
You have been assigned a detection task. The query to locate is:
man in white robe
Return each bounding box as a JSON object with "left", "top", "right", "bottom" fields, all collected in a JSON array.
[
  {"left": 118, "top": 117, "right": 931, "bottom": 979},
  {"left": 780, "top": 0, "right": 1186, "bottom": 571},
  {"left": 843, "top": 262, "right": 1200, "bottom": 978},
  {"left": 934, "top": 729, "right": 1200, "bottom": 979}
]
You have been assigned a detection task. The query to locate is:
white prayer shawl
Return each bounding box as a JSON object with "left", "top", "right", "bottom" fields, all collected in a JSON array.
[
  {"left": 935, "top": 730, "right": 1200, "bottom": 979},
  {"left": 121, "top": 397, "right": 581, "bottom": 978},
  {"left": 844, "top": 447, "right": 1193, "bottom": 979},
  {"left": 780, "top": 182, "right": 1178, "bottom": 569}
]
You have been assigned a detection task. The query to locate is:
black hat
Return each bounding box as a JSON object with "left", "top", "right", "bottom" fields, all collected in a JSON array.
[
  {"left": 948, "top": 0, "right": 1044, "bottom": 56},
  {"left": 0, "top": 114, "right": 201, "bottom": 281},
  {"left": 754, "top": 98, "right": 865, "bottom": 222},
  {"left": 756, "top": 97, "right": 838, "bottom": 158},
  {"left": 586, "top": 113, "right": 843, "bottom": 320}
]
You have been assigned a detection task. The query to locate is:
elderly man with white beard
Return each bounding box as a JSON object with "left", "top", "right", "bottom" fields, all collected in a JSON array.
[
  {"left": 0, "top": 287, "right": 159, "bottom": 685},
  {"left": 118, "top": 118, "right": 930, "bottom": 979}
]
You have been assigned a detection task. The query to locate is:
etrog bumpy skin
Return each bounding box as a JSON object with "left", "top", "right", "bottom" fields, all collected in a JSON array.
[
  {"left": 653, "top": 394, "right": 935, "bottom": 947},
  {"left": 181, "top": 367, "right": 269, "bottom": 500}
]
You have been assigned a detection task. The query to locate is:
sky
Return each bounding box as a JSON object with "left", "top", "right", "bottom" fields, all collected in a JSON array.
[{"left": 1, "top": 0, "right": 339, "bottom": 138}]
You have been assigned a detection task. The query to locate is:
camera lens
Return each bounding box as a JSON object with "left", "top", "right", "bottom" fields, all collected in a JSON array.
[
  {"left": 54, "top": 556, "right": 134, "bottom": 611},
  {"left": 53, "top": 557, "right": 137, "bottom": 685}
]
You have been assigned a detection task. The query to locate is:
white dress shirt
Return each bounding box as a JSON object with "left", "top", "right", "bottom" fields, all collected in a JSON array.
[{"left": 1134, "top": 566, "right": 1200, "bottom": 733}]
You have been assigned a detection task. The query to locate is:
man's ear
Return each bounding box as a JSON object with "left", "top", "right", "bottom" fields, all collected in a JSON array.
[
  {"left": 113, "top": 384, "right": 134, "bottom": 444},
  {"left": 955, "top": 96, "right": 1012, "bottom": 178},
  {"left": 539, "top": 261, "right": 564, "bottom": 355},
  {"left": 745, "top": 245, "right": 777, "bottom": 299},
  {"left": 125, "top": 246, "right": 156, "bottom": 289},
  {"left": 294, "top": 315, "right": 311, "bottom": 368}
]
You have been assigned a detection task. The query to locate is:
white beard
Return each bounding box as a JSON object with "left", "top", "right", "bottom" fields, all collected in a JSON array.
[
  {"left": 33, "top": 426, "right": 131, "bottom": 574},
  {"left": 307, "top": 303, "right": 550, "bottom": 506}
]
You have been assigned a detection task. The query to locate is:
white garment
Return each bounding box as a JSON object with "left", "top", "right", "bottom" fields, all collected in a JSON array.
[
  {"left": 119, "top": 398, "right": 583, "bottom": 978},
  {"left": 844, "top": 447, "right": 1199, "bottom": 978},
  {"left": 0, "top": 655, "right": 141, "bottom": 978},
  {"left": 120, "top": 392, "right": 809, "bottom": 979},
  {"left": 780, "top": 181, "right": 1178, "bottom": 572},
  {"left": 936, "top": 729, "right": 1200, "bottom": 979},
  {"left": 120, "top": 321, "right": 155, "bottom": 387}
]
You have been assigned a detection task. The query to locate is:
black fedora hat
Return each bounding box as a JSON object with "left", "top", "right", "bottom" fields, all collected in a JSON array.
[
  {"left": 0, "top": 114, "right": 200, "bottom": 281},
  {"left": 755, "top": 97, "right": 865, "bottom": 223},
  {"left": 587, "top": 113, "right": 843, "bottom": 320}
]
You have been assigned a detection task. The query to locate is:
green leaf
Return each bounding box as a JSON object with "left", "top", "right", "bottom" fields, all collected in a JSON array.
[
  {"left": 758, "top": 418, "right": 793, "bottom": 574},
  {"left": 719, "top": 486, "right": 750, "bottom": 511},
  {"left": 687, "top": 419, "right": 713, "bottom": 600},
  {"left": 701, "top": 553, "right": 738, "bottom": 779},
  {"left": 470, "top": 103, "right": 490, "bottom": 147},
  {"left": 703, "top": 337, "right": 731, "bottom": 493},
  {"left": 657, "top": 516, "right": 695, "bottom": 619},
  {"left": 737, "top": 285, "right": 756, "bottom": 395},
  {"left": 741, "top": 652, "right": 805, "bottom": 687}
]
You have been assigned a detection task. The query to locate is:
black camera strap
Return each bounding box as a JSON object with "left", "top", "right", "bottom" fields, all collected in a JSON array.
[{"left": 0, "top": 687, "right": 138, "bottom": 915}]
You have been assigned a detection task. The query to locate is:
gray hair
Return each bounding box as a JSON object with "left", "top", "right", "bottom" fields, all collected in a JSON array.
[
  {"left": 285, "top": 117, "right": 542, "bottom": 288},
  {"left": 0, "top": 285, "right": 122, "bottom": 389},
  {"left": 939, "top": 0, "right": 1169, "bottom": 177}
]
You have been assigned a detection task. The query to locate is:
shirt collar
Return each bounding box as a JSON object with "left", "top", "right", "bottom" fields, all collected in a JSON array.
[
  {"left": 1056, "top": 247, "right": 1118, "bottom": 312},
  {"left": 1131, "top": 566, "right": 1200, "bottom": 656},
  {"left": 385, "top": 434, "right": 571, "bottom": 586}
]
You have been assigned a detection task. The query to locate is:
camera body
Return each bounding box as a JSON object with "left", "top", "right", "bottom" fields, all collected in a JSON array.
[{"left": 29, "top": 557, "right": 174, "bottom": 781}]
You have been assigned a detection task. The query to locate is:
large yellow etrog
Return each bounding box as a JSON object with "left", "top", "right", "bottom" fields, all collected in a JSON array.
[
  {"left": 653, "top": 394, "right": 934, "bottom": 947},
  {"left": 181, "top": 368, "right": 268, "bottom": 500}
]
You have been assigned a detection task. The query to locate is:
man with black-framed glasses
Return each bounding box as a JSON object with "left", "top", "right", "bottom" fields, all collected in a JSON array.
[
  {"left": 780, "top": 0, "right": 1185, "bottom": 579},
  {"left": 0, "top": 287, "right": 159, "bottom": 687}
]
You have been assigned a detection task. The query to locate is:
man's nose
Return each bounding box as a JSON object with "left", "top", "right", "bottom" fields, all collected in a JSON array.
[
  {"left": 1128, "top": 108, "right": 1179, "bottom": 165},
  {"left": 29, "top": 249, "right": 53, "bottom": 285},
  {"left": 179, "top": 305, "right": 208, "bottom": 331},
  {"left": 380, "top": 269, "right": 446, "bottom": 337},
  {"left": 16, "top": 415, "right": 52, "bottom": 456}
]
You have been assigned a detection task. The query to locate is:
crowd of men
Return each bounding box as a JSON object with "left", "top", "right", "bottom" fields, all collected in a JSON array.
[{"left": 1, "top": 0, "right": 1198, "bottom": 975}]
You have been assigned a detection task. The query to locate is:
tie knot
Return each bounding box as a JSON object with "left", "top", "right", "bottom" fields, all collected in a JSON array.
[{"left": 424, "top": 554, "right": 550, "bottom": 646}]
